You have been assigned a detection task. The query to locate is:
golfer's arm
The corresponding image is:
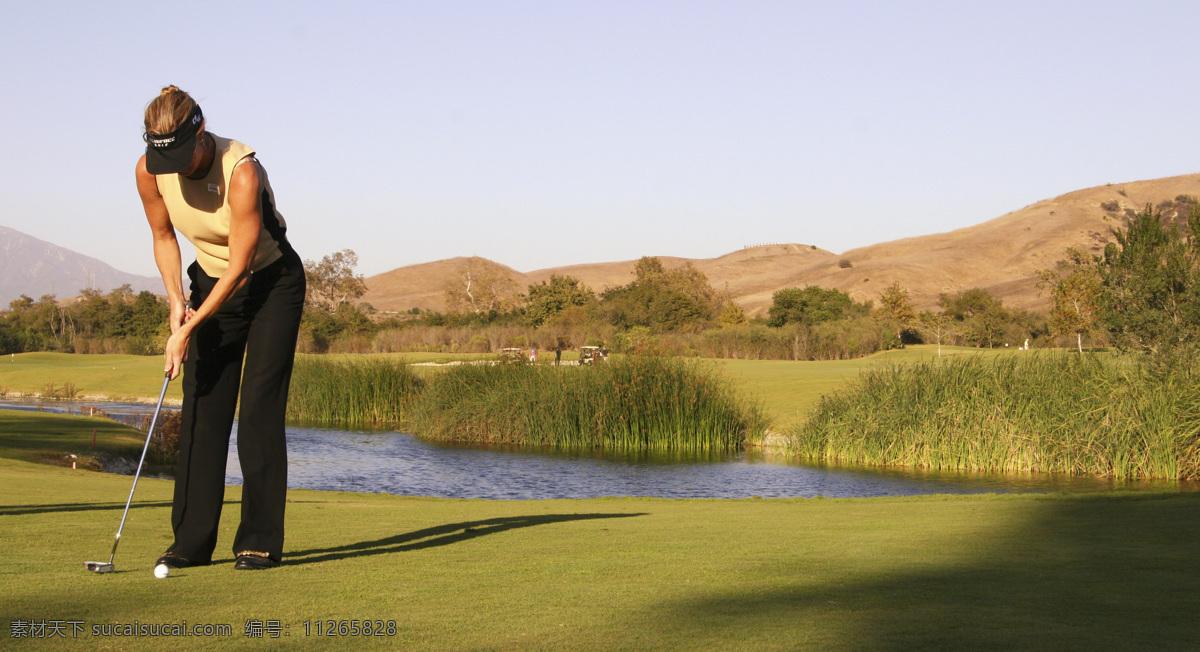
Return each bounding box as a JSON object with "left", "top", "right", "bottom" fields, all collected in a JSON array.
[
  {"left": 182, "top": 161, "right": 261, "bottom": 329},
  {"left": 136, "top": 157, "right": 186, "bottom": 308}
]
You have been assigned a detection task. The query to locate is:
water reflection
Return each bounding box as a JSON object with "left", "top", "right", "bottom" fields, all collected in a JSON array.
[
  {"left": 2, "top": 399, "right": 1190, "bottom": 499},
  {"left": 228, "top": 425, "right": 1191, "bottom": 500}
]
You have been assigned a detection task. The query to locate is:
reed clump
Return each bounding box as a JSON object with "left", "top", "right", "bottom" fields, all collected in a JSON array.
[
  {"left": 794, "top": 353, "right": 1200, "bottom": 479},
  {"left": 287, "top": 356, "right": 423, "bottom": 428},
  {"left": 409, "top": 356, "right": 767, "bottom": 451}
]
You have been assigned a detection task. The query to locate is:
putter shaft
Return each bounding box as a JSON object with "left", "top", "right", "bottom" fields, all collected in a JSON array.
[{"left": 90, "top": 372, "right": 171, "bottom": 572}]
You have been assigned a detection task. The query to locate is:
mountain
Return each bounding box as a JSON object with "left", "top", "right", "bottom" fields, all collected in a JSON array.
[
  {"left": 366, "top": 173, "right": 1200, "bottom": 316},
  {"left": 0, "top": 225, "right": 161, "bottom": 305}
]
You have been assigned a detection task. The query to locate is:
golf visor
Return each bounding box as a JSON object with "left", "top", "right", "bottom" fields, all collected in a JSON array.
[{"left": 144, "top": 104, "right": 204, "bottom": 175}]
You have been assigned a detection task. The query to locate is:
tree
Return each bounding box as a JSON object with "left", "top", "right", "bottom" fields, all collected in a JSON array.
[
  {"left": 939, "top": 288, "right": 1009, "bottom": 348},
  {"left": 1037, "top": 248, "right": 1102, "bottom": 353},
  {"left": 443, "top": 257, "right": 521, "bottom": 315},
  {"left": 768, "top": 286, "right": 865, "bottom": 327},
  {"left": 304, "top": 249, "right": 367, "bottom": 312},
  {"left": 7, "top": 294, "right": 71, "bottom": 351},
  {"left": 917, "top": 309, "right": 953, "bottom": 357},
  {"left": 0, "top": 321, "right": 16, "bottom": 355},
  {"left": 717, "top": 300, "right": 748, "bottom": 327},
  {"left": 1097, "top": 204, "right": 1200, "bottom": 361},
  {"left": 633, "top": 256, "right": 665, "bottom": 279},
  {"left": 525, "top": 275, "right": 595, "bottom": 327},
  {"left": 878, "top": 281, "right": 916, "bottom": 325},
  {"left": 129, "top": 291, "right": 169, "bottom": 340},
  {"left": 877, "top": 281, "right": 917, "bottom": 344},
  {"left": 599, "top": 257, "right": 721, "bottom": 332}
]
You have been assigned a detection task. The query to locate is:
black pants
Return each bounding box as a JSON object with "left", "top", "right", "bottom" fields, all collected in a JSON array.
[{"left": 169, "top": 251, "right": 305, "bottom": 564}]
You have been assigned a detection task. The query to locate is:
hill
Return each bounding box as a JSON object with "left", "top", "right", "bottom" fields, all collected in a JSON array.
[
  {"left": 0, "top": 226, "right": 162, "bottom": 306},
  {"left": 362, "top": 174, "right": 1200, "bottom": 315}
]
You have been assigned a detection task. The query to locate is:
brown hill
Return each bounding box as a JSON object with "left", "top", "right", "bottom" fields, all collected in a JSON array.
[
  {"left": 358, "top": 257, "right": 528, "bottom": 314},
  {"left": 362, "top": 174, "right": 1200, "bottom": 316}
]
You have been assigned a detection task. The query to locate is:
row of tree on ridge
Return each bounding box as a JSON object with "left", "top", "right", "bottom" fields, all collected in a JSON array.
[{"left": 2, "top": 203, "right": 1196, "bottom": 364}]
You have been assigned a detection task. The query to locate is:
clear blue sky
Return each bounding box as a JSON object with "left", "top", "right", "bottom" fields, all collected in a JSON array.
[{"left": 2, "top": 1, "right": 1198, "bottom": 280}]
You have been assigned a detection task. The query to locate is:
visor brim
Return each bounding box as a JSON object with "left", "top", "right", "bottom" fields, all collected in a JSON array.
[{"left": 145, "top": 129, "right": 198, "bottom": 175}]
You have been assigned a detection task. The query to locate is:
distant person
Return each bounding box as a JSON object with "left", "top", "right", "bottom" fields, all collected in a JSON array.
[
  {"left": 554, "top": 347, "right": 562, "bottom": 366},
  {"left": 530, "top": 347, "right": 538, "bottom": 363},
  {"left": 135, "top": 85, "right": 304, "bottom": 572}
]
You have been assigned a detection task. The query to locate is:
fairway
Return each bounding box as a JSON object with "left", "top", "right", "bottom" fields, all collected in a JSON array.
[
  {"left": 2, "top": 457, "right": 1198, "bottom": 650},
  {"left": 1, "top": 346, "right": 997, "bottom": 422},
  {"left": 0, "top": 352, "right": 496, "bottom": 405},
  {"left": 716, "top": 345, "right": 1005, "bottom": 425},
  {"left": 2, "top": 350, "right": 1199, "bottom": 649}
]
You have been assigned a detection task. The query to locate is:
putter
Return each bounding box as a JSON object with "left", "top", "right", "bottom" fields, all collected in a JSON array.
[{"left": 85, "top": 372, "right": 172, "bottom": 574}]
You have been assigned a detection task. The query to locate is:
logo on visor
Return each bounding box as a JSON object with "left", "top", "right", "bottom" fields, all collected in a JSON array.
[{"left": 192, "top": 114, "right": 202, "bottom": 125}]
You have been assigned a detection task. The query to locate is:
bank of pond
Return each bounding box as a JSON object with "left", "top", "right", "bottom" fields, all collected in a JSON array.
[{"left": 287, "top": 353, "right": 1200, "bottom": 481}]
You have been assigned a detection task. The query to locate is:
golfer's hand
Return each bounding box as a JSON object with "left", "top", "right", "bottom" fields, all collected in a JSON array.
[
  {"left": 164, "top": 329, "right": 190, "bottom": 380},
  {"left": 169, "top": 302, "right": 195, "bottom": 334}
]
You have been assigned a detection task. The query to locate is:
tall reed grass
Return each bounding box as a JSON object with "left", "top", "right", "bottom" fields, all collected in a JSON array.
[
  {"left": 794, "top": 353, "right": 1200, "bottom": 479},
  {"left": 408, "top": 357, "right": 767, "bottom": 451},
  {"left": 287, "top": 356, "right": 423, "bottom": 428}
]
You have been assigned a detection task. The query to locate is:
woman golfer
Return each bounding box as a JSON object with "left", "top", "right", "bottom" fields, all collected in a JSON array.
[{"left": 136, "top": 86, "right": 304, "bottom": 571}]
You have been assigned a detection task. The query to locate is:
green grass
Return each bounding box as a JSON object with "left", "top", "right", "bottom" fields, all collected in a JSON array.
[
  {"left": 0, "top": 346, "right": 978, "bottom": 419},
  {"left": 1, "top": 452, "right": 1197, "bottom": 650},
  {"left": 794, "top": 353, "right": 1200, "bottom": 480},
  {"left": 716, "top": 345, "right": 1006, "bottom": 426},
  {"left": 0, "top": 352, "right": 182, "bottom": 403},
  {"left": 409, "top": 357, "right": 767, "bottom": 451},
  {"left": 2, "top": 352, "right": 1199, "bottom": 648},
  {"left": 0, "top": 352, "right": 497, "bottom": 404},
  {"left": 0, "top": 409, "right": 151, "bottom": 472},
  {"left": 287, "top": 356, "right": 424, "bottom": 428}
]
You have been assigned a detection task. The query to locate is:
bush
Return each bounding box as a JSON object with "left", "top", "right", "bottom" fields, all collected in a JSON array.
[{"left": 147, "top": 410, "right": 181, "bottom": 466}]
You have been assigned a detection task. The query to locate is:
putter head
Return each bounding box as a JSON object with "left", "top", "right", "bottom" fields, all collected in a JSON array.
[{"left": 84, "top": 561, "right": 114, "bottom": 573}]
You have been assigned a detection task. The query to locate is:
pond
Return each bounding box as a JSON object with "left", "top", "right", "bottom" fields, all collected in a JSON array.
[{"left": 2, "top": 399, "right": 1191, "bottom": 499}]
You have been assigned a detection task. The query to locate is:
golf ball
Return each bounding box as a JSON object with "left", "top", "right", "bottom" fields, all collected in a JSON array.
[{"left": 154, "top": 564, "right": 169, "bottom": 579}]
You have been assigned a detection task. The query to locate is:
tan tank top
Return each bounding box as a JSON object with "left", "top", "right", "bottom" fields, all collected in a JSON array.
[{"left": 155, "top": 134, "right": 287, "bottom": 277}]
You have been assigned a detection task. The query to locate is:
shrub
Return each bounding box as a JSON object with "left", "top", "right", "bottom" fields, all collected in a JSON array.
[{"left": 147, "top": 410, "right": 181, "bottom": 466}]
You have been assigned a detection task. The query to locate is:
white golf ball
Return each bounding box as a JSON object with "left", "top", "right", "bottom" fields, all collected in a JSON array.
[{"left": 154, "top": 564, "right": 170, "bottom": 579}]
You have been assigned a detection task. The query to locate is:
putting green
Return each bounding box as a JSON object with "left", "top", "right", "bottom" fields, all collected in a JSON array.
[
  {"left": 1, "top": 456, "right": 1196, "bottom": 650},
  {"left": 1, "top": 346, "right": 1196, "bottom": 649}
]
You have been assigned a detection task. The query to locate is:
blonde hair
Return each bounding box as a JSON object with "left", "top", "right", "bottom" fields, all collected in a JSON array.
[{"left": 143, "top": 85, "right": 204, "bottom": 135}]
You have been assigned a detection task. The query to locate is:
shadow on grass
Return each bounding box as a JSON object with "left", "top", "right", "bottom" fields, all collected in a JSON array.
[
  {"left": 0, "top": 501, "right": 182, "bottom": 517},
  {"left": 645, "top": 493, "right": 1200, "bottom": 650},
  {"left": 286, "top": 513, "right": 646, "bottom": 565}
]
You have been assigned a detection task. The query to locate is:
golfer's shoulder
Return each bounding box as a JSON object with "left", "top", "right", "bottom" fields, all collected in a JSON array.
[
  {"left": 230, "top": 155, "right": 262, "bottom": 187},
  {"left": 227, "top": 157, "right": 263, "bottom": 209},
  {"left": 134, "top": 155, "right": 160, "bottom": 197}
]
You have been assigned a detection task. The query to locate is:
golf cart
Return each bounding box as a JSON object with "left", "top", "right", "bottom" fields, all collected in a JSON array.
[
  {"left": 499, "top": 347, "right": 526, "bottom": 363},
  {"left": 579, "top": 345, "right": 601, "bottom": 365}
]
